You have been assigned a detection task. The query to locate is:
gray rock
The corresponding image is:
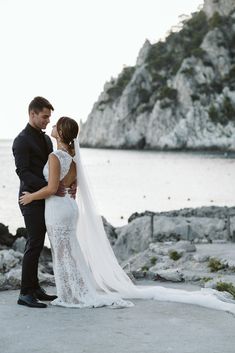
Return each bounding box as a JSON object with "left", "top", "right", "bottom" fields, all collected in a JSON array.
[
  {"left": 193, "top": 254, "right": 210, "bottom": 263},
  {"left": 114, "top": 216, "right": 152, "bottom": 261},
  {"left": 136, "top": 40, "right": 151, "bottom": 67},
  {"left": 114, "top": 211, "right": 235, "bottom": 284},
  {"left": 40, "top": 246, "right": 52, "bottom": 264},
  {"left": 0, "top": 241, "right": 55, "bottom": 290},
  {"left": 0, "top": 250, "right": 22, "bottom": 273},
  {"left": 2, "top": 205, "right": 235, "bottom": 290},
  {"left": 130, "top": 206, "right": 235, "bottom": 220},
  {"left": 5, "top": 268, "right": 22, "bottom": 289},
  {"left": 213, "top": 239, "right": 228, "bottom": 244},
  {"left": 201, "top": 29, "right": 230, "bottom": 77},
  {"left": 102, "top": 216, "right": 118, "bottom": 246},
  {"left": 169, "top": 241, "right": 197, "bottom": 253},
  {"left": 150, "top": 268, "right": 184, "bottom": 282},
  {"left": 15, "top": 227, "right": 27, "bottom": 239},
  {"left": 0, "top": 223, "right": 15, "bottom": 247},
  {"left": 4, "top": 268, "right": 55, "bottom": 290},
  {"left": 38, "top": 271, "right": 55, "bottom": 286},
  {"left": 12, "top": 237, "right": 26, "bottom": 253},
  {"left": 183, "top": 272, "right": 202, "bottom": 282},
  {"left": 0, "top": 273, "right": 6, "bottom": 288},
  {"left": 113, "top": 208, "right": 233, "bottom": 261},
  {"left": 203, "top": 0, "right": 235, "bottom": 18}
]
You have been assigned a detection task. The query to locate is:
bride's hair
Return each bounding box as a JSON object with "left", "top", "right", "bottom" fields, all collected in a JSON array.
[{"left": 57, "top": 117, "right": 79, "bottom": 150}]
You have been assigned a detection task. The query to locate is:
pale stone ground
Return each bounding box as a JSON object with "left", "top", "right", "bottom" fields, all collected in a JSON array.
[{"left": 1, "top": 282, "right": 235, "bottom": 353}]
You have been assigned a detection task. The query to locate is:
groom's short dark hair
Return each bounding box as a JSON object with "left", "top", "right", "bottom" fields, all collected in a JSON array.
[{"left": 28, "top": 96, "right": 54, "bottom": 114}]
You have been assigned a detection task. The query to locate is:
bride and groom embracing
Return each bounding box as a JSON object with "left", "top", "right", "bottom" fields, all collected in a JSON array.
[{"left": 12, "top": 96, "right": 235, "bottom": 314}]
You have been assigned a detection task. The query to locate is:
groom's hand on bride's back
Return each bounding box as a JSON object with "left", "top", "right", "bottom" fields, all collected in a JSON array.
[
  {"left": 68, "top": 180, "right": 77, "bottom": 200},
  {"left": 55, "top": 182, "right": 67, "bottom": 197},
  {"left": 55, "top": 180, "right": 77, "bottom": 199}
]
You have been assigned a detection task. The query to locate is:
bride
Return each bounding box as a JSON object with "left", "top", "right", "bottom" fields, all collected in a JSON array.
[{"left": 20, "top": 117, "right": 235, "bottom": 314}]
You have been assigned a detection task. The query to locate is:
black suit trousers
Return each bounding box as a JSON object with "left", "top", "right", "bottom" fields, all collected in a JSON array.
[{"left": 21, "top": 207, "right": 46, "bottom": 294}]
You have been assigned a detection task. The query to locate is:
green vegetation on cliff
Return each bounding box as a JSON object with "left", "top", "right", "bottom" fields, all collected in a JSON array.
[
  {"left": 146, "top": 11, "right": 208, "bottom": 81},
  {"left": 102, "top": 7, "right": 235, "bottom": 125},
  {"left": 106, "top": 66, "right": 135, "bottom": 99}
]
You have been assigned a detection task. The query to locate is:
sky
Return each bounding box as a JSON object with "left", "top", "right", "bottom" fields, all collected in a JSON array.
[{"left": 0, "top": 0, "right": 203, "bottom": 139}]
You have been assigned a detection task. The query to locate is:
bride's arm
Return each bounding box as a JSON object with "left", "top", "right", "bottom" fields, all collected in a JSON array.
[{"left": 19, "top": 154, "right": 60, "bottom": 205}]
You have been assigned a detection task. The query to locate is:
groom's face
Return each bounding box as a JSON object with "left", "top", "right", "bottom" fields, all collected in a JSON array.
[{"left": 30, "top": 108, "right": 51, "bottom": 130}]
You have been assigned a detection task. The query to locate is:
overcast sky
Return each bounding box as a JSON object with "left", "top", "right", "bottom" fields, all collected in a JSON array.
[{"left": 0, "top": 0, "right": 203, "bottom": 139}]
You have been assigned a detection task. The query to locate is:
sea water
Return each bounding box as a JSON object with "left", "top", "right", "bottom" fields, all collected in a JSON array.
[{"left": 1, "top": 139, "right": 235, "bottom": 235}]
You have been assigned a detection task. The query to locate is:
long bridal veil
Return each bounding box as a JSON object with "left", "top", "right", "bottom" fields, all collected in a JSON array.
[{"left": 74, "top": 138, "right": 235, "bottom": 314}]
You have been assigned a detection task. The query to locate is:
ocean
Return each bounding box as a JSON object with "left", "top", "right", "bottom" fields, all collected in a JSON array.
[{"left": 1, "top": 139, "right": 235, "bottom": 235}]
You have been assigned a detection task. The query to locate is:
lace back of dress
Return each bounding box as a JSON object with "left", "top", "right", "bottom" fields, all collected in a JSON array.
[{"left": 52, "top": 150, "right": 73, "bottom": 181}]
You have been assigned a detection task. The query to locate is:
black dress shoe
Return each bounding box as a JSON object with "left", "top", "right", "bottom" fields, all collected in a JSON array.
[
  {"left": 17, "top": 294, "right": 47, "bottom": 308},
  {"left": 33, "top": 287, "right": 57, "bottom": 301}
]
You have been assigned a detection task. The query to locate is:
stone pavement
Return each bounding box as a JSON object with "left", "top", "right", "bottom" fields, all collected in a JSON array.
[{"left": 1, "top": 282, "right": 235, "bottom": 353}]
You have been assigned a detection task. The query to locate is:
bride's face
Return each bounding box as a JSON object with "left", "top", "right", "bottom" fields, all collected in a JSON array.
[{"left": 51, "top": 125, "right": 58, "bottom": 139}]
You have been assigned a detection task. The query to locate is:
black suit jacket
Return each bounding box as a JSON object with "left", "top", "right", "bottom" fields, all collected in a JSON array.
[{"left": 12, "top": 123, "right": 53, "bottom": 215}]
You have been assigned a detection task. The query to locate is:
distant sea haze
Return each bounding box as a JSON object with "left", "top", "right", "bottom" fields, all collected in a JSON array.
[{"left": 1, "top": 139, "right": 235, "bottom": 234}]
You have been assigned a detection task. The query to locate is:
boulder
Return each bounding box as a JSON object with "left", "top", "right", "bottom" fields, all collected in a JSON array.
[
  {"left": 12, "top": 237, "right": 26, "bottom": 253},
  {"left": 0, "top": 249, "right": 22, "bottom": 273},
  {"left": 150, "top": 268, "right": 184, "bottom": 282},
  {"left": 0, "top": 223, "right": 15, "bottom": 247},
  {"left": 114, "top": 216, "right": 152, "bottom": 261},
  {"left": 2, "top": 268, "right": 55, "bottom": 290},
  {"left": 15, "top": 227, "right": 28, "bottom": 239}
]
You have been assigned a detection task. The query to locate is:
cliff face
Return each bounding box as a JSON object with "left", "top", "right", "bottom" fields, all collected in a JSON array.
[
  {"left": 203, "top": 0, "right": 235, "bottom": 18},
  {"left": 80, "top": 0, "right": 235, "bottom": 150}
]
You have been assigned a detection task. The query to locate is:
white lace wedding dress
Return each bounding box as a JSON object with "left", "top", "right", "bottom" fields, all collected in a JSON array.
[
  {"left": 43, "top": 150, "right": 133, "bottom": 308},
  {"left": 43, "top": 147, "right": 235, "bottom": 314}
]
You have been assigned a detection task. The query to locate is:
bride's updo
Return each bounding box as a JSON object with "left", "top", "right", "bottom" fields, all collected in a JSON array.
[{"left": 57, "top": 117, "right": 79, "bottom": 149}]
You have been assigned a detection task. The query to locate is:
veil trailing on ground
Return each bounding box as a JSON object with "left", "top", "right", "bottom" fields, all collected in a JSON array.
[{"left": 74, "top": 138, "right": 235, "bottom": 315}]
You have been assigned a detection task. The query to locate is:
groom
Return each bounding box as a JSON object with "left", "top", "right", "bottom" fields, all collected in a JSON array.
[{"left": 12, "top": 96, "right": 74, "bottom": 308}]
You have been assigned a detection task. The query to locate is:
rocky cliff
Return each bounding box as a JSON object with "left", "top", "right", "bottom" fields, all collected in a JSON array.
[
  {"left": 79, "top": 0, "right": 235, "bottom": 150},
  {"left": 2, "top": 206, "right": 235, "bottom": 290}
]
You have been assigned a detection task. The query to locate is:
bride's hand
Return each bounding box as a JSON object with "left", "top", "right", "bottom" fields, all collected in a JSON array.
[{"left": 19, "top": 192, "right": 33, "bottom": 205}]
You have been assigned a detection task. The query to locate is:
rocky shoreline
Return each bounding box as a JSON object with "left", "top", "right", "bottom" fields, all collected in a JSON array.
[
  {"left": 1, "top": 205, "right": 235, "bottom": 295},
  {"left": 0, "top": 224, "right": 54, "bottom": 290}
]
